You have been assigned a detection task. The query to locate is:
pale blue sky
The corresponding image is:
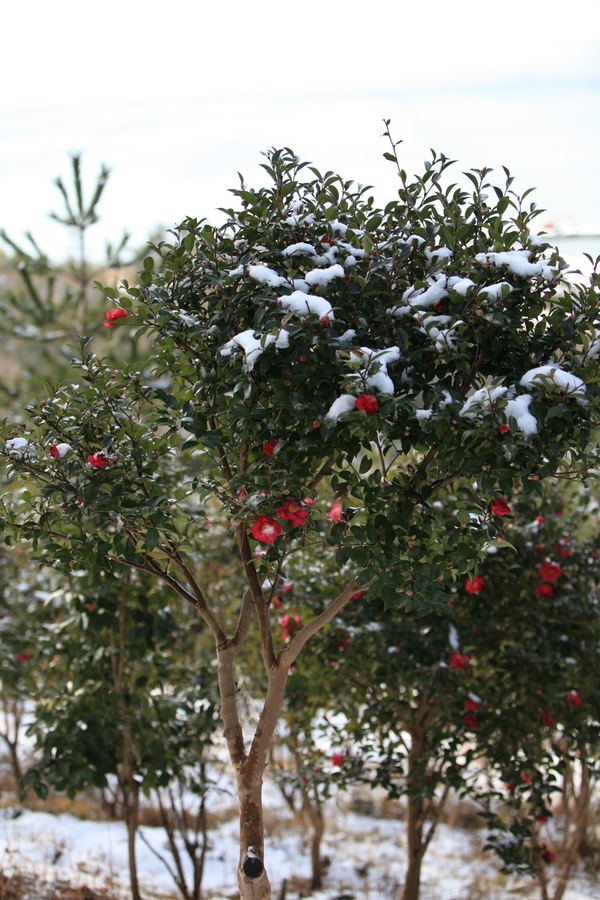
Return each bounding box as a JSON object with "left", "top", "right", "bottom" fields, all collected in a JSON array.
[{"left": 1, "top": 0, "right": 599, "bottom": 261}]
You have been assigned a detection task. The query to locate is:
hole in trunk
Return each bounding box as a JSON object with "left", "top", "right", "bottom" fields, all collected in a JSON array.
[{"left": 243, "top": 857, "right": 265, "bottom": 878}]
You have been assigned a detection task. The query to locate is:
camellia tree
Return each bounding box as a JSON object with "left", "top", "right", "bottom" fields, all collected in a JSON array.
[
  {"left": 305, "top": 486, "right": 600, "bottom": 900},
  {"left": 1, "top": 138, "right": 599, "bottom": 899}
]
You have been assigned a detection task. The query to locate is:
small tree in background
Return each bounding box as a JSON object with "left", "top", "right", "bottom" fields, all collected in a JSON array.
[
  {"left": 1, "top": 140, "right": 599, "bottom": 899},
  {"left": 24, "top": 568, "right": 218, "bottom": 900},
  {"left": 0, "top": 153, "right": 142, "bottom": 403}
]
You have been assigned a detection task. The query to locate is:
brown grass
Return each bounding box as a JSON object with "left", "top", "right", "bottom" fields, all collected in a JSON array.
[{"left": 0, "top": 871, "right": 120, "bottom": 900}]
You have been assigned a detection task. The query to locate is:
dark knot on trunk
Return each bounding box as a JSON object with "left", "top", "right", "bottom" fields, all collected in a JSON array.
[{"left": 243, "top": 856, "right": 264, "bottom": 878}]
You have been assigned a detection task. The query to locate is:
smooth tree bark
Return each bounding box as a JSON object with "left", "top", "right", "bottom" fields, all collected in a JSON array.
[
  {"left": 111, "top": 595, "right": 143, "bottom": 900},
  {"left": 0, "top": 697, "right": 24, "bottom": 788},
  {"left": 536, "top": 761, "right": 592, "bottom": 900},
  {"left": 400, "top": 694, "right": 449, "bottom": 900}
]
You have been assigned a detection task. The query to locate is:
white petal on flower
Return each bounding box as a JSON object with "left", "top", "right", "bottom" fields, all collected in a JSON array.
[
  {"left": 248, "top": 265, "right": 286, "bottom": 287},
  {"left": 324, "top": 394, "right": 357, "bottom": 423},
  {"left": 504, "top": 394, "right": 538, "bottom": 437},
  {"left": 304, "top": 264, "right": 345, "bottom": 287}
]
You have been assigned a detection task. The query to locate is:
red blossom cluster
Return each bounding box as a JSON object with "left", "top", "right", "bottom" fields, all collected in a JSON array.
[{"left": 279, "top": 613, "right": 300, "bottom": 641}]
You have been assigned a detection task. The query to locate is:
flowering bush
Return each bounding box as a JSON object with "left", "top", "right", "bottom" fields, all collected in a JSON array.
[{"left": 1, "top": 144, "right": 599, "bottom": 900}]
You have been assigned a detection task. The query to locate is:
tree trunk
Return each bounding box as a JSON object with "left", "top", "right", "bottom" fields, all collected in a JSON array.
[
  {"left": 309, "top": 807, "right": 324, "bottom": 890},
  {"left": 125, "top": 781, "right": 143, "bottom": 900},
  {"left": 237, "top": 776, "right": 271, "bottom": 900},
  {"left": 401, "top": 794, "right": 425, "bottom": 900},
  {"left": 7, "top": 738, "right": 22, "bottom": 787}
]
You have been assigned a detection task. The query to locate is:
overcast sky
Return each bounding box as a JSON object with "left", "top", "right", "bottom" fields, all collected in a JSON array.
[{"left": 2, "top": 0, "right": 599, "bottom": 261}]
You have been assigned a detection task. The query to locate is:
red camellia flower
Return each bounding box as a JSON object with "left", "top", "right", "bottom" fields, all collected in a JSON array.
[
  {"left": 275, "top": 500, "right": 310, "bottom": 527},
  {"left": 554, "top": 539, "right": 573, "bottom": 559},
  {"left": 465, "top": 575, "right": 484, "bottom": 594},
  {"left": 521, "top": 771, "right": 532, "bottom": 784},
  {"left": 331, "top": 752, "right": 345, "bottom": 766},
  {"left": 506, "top": 781, "right": 516, "bottom": 792},
  {"left": 489, "top": 497, "right": 511, "bottom": 516},
  {"left": 464, "top": 698, "right": 482, "bottom": 711},
  {"left": 499, "top": 423, "right": 510, "bottom": 434},
  {"left": 103, "top": 307, "right": 128, "bottom": 327},
  {"left": 535, "top": 814, "right": 549, "bottom": 823},
  {"left": 88, "top": 453, "right": 107, "bottom": 469},
  {"left": 541, "top": 709, "right": 554, "bottom": 727},
  {"left": 463, "top": 714, "right": 479, "bottom": 729},
  {"left": 262, "top": 440, "right": 278, "bottom": 456},
  {"left": 355, "top": 393, "right": 379, "bottom": 413},
  {"left": 566, "top": 689, "right": 582, "bottom": 707},
  {"left": 540, "top": 843, "right": 555, "bottom": 863},
  {"left": 535, "top": 583, "right": 554, "bottom": 598},
  {"left": 280, "top": 613, "right": 301, "bottom": 640},
  {"left": 449, "top": 652, "right": 470, "bottom": 670},
  {"left": 327, "top": 501, "right": 344, "bottom": 522},
  {"left": 17, "top": 651, "right": 32, "bottom": 664},
  {"left": 249, "top": 515, "right": 282, "bottom": 543},
  {"left": 538, "top": 562, "right": 562, "bottom": 582}
]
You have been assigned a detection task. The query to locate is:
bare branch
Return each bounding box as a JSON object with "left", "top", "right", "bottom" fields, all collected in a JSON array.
[{"left": 237, "top": 524, "right": 276, "bottom": 670}]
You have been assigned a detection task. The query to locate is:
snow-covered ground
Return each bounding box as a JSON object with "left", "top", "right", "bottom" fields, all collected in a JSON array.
[{"left": 2, "top": 784, "right": 600, "bottom": 900}]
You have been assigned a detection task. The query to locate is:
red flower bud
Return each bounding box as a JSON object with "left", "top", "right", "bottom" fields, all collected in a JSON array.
[{"left": 88, "top": 453, "right": 107, "bottom": 469}]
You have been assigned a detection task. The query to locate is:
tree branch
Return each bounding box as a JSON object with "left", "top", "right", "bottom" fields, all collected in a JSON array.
[
  {"left": 283, "top": 578, "right": 367, "bottom": 666},
  {"left": 237, "top": 523, "right": 276, "bottom": 670}
]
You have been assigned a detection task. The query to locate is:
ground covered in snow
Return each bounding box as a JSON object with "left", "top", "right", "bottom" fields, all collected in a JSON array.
[{"left": 1, "top": 783, "right": 600, "bottom": 900}]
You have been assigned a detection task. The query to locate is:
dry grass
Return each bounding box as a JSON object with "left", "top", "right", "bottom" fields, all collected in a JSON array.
[{"left": 0, "top": 871, "right": 119, "bottom": 900}]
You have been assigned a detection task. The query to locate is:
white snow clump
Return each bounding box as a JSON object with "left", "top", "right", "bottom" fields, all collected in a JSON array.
[{"left": 520, "top": 364, "right": 586, "bottom": 402}]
